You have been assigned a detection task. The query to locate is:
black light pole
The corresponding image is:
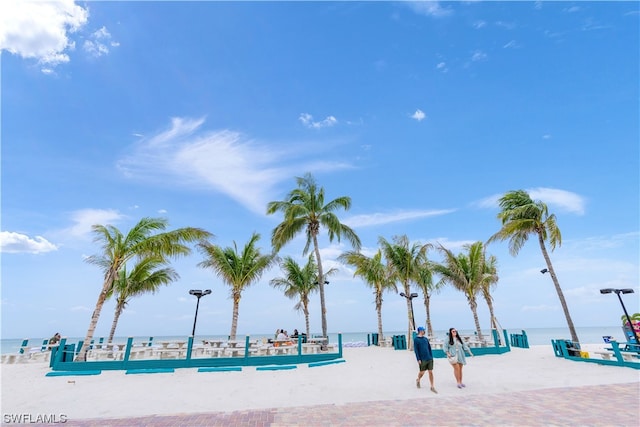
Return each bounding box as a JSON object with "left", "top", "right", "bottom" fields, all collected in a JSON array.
[
  {"left": 400, "top": 292, "right": 419, "bottom": 330},
  {"left": 189, "top": 289, "right": 211, "bottom": 337},
  {"left": 600, "top": 288, "right": 639, "bottom": 346}
]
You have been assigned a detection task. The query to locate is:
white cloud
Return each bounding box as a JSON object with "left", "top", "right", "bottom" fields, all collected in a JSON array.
[
  {"left": 473, "top": 20, "right": 486, "bottom": 29},
  {"left": 411, "top": 109, "right": 426, "bottom": 121},
  {"left": 117, "top": 117, "right": 353, "bottom": 214},
  {"left": 299, "top": 113, "right": 338, "bottom": 129},
  {"left": 471, "top": 50, "right": 488, "bottom": 62},
  {"left": 503, "top": 40, "right": 520, "bottom": 49},
  {"left": 436, "top": 62, "right": 448, "bottom": 73},
  {"left": 62, "top": 208, "right": 126, "bottom": 239},
  {"left": 0, "top": 0, "right": 89, "bottom": 70},
  {"left": 0, "top": 231, "right": 58, "bottom": 254},
  {"left": 475, "top": 188, "right": 586, "bottom": 215},
  {"left": 405, "top": 1, "right": 453, "bottom": 18},
  {"left": 528, "top": 187, "right": 586, "bottom": 215},
  {"left": 344, "top": 209, "right": 455, "bottom": 228},
  {"left": 83, "top": 26, "right": 119, "bottom": 57}
]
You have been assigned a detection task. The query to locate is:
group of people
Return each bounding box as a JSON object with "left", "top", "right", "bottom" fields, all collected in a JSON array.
[
  {"left": 275, "top": 329, "right": 298, "bottom": 341},
  {"left": 413, "top": 326, "right": 474, "bottom": 393}
]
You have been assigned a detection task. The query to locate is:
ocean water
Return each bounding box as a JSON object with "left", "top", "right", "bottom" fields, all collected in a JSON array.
[{"left": 0, "top": 326, "right": 623, "bottom": 355}]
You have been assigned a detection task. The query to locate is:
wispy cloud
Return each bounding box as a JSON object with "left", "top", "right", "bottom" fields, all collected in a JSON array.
[
  {"left": 404, "top": 1, "right": 453, "bottom": 18},
  {"left": 60, "top": 208, "right": 126, "bottom": 239},
  {"left": 410, "top": 109, "right": 426, "bottom": 121},
  {"left": 83, "top": 26, "right": 119, "bottom": 57},
  {"left": 344, "top": 209, "right": 455, "bottom": 228},
  {"left": 436, "top": 62, "right": 449, "bottom": 73},
  {"left": 471, "top": 50, "right": 488, "bottom": 62},
  {"left": 503, "top": 40, "right": 521, "bottom": 49},
  {"left": 473, "top": 20, "right": 486, "bottom": 29},
  {"left": 0, "top": 0, "right": 89, "bottom": 72},
  {"left": 475, "top": 188, "right": 586, "bottom": 215},
  {"left": 118, "top": 117, "right": 353, "bottom": 214},
  {"left": 0, "top": 231, "right": 58, "bottom": 254},
  {"left": 299, "top": 113, "right": 338, "bottom": 129}
]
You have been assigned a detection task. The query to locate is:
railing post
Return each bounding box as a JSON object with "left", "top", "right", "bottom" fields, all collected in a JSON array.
[
  {"left": 186, "top": 336, "right": 194, "bottom": 361},
  {"left": 123, "top": 337, "right": 134, "bottom": 362}
]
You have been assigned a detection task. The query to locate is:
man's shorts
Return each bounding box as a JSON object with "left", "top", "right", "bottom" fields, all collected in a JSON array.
[{"left": 419, "top": 359, "right": 433, "bottom": 371}]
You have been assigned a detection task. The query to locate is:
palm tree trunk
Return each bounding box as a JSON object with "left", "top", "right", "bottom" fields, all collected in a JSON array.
[
  {"left": 304, "top": 302, "right": 311, "bottom": 338},
  {"left": 484, "top": 295, "right": 496, "bottom": 330},
  {"left": 76, "top": 269, "right": 116, "bottom": 361},
  {"left": 538, "top": 234, "right": 579, "bottom": 344},
  {"left": 403, "top": 280, "right": 414, "bottom": 350},
  {"left": 424, "top": 294, "right": 433, "bottom": 337},
  {"left": 313, "top": 236, "right": 328, "bottom": 338},
  {"left": 469, "top": 297, "right": 484, "bottom": 341},
  {"left": 107, "top": 302, "right": 125, "bottom": 344},
  {"left": 230, "top": 291, "right": 240, "bottom": 340},
  {"left": 376, "top": 292, "right": 384, "bottom": 342}
]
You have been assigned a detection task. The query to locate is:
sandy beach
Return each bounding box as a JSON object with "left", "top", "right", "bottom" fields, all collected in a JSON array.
[{"left": 1, "top": 343, "right": 639, "bottom": 425}]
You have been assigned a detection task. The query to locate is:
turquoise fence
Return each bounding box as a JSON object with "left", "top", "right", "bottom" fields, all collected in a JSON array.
[
  {"left": 49, "top": 334, "right": 343, "bottom": 372},
  {"left": 432, "top": 329, "right": 511, "bottom": 357},
  {"left": 510, "top": 330, "right": 529, "bottom": 348},
  {"left": 551, "top": 339, "right": 639, "bottom": 370}
]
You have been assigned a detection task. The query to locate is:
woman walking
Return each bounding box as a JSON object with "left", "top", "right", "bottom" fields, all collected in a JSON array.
[{"left": 443, "top": 327, "right": 474, "bottom": 388}]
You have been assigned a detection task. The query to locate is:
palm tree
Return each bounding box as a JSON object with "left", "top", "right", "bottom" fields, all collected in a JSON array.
[
  {"left": 106, "top": 256, "right": 179, "bottom": 344},
  {"left": 478, "top": 253, "right": 499, "bottom": 331},
  {"left": 379, "top": 235, "right": 431, "bottom": 350},
  {"left": 487, "top": 190, "right": 579, "bottom": 344},
  {"left": 269, "top": 254, "right": 333, "bottom": 338},
  {"left": 267, "top": 173, "right": 361, "bottom": 338},
  {"left": 197, "top": 232, "right": 276, "bottom": 340},
  {"left": 78, "top": 217, "right": 211, "bottom": 360},
  {"left": 338, "top": 249, "right": 396, "bottom": 343},
  {"left": 432, "top": 242, "right": 489, "bottom": 341},
  {"left": 415, "top": 258, "right": 440, "bottom": 338}
]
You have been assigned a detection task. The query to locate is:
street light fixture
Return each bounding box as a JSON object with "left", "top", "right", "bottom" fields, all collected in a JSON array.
[
  {"left": 189, "top": 289, "right": 211, "bottom": 337},
  {"left": 600, "top": 288, "right": 639, "bottom": 346},
  {"left": 540, "top": 268, "right": 549, "bottom": 274},
  {"left": 400, "top": 292, "right": 419, "bottom": 330}
]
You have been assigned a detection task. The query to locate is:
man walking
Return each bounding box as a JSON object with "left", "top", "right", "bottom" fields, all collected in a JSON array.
[{"left": 414, "top": 326, "right": 437, "bottom": 393}]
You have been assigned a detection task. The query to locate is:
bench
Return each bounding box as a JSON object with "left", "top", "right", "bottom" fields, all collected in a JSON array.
[
  {"left": 596, "top": 349, "right": 639, "bottom": 362},
  {"left": 594, "top": 351, "right": 614, "bottom": 360}
]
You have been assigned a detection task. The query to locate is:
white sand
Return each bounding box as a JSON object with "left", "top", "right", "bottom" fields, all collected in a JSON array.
[{"left": 1, "top": 344, "right": 638, "bottom": 420}]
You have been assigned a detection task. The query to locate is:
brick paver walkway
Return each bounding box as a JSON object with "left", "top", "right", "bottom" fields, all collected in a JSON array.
[{"left": 31, "top": 382, "right": 640, "bottom": 426}]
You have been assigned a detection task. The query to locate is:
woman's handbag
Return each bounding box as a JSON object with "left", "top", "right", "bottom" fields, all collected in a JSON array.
[{"left": 447, "top": 354, "right": 457, "bottom": 364}]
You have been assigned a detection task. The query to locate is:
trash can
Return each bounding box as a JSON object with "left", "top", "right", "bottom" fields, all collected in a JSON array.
[
  {"left": 372, "top": 333, "right": 379, "bottom": 346},
  {"left": 393, "top": 335, "right": 407, "bottom": 350}
]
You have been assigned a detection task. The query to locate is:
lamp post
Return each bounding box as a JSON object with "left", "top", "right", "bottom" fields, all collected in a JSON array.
[
  {"left": 189, "top": 289, "right": 211, "bottom": 337},
  {"left": 400, "top": 292, "right": 419, "bottom": 330},
  {"left": 600, "top": 288, "right": 639, "bottom": 346}
]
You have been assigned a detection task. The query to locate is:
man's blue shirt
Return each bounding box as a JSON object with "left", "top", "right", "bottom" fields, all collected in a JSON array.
[{"left": 414, "top": 335, "right": 433, "bottom": 361}]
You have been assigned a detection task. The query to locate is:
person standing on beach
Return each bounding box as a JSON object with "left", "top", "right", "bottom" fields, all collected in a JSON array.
[
  {"left": 443, "top": 327, "right": 474, "bottom": 389},
  {"left": 413, "top": 326, "right": 437, "bottom": 393}
]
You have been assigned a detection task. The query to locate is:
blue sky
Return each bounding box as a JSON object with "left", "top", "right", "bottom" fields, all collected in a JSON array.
[{"left": 1, "top": 1, "right": 638, "bottom": 341}]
